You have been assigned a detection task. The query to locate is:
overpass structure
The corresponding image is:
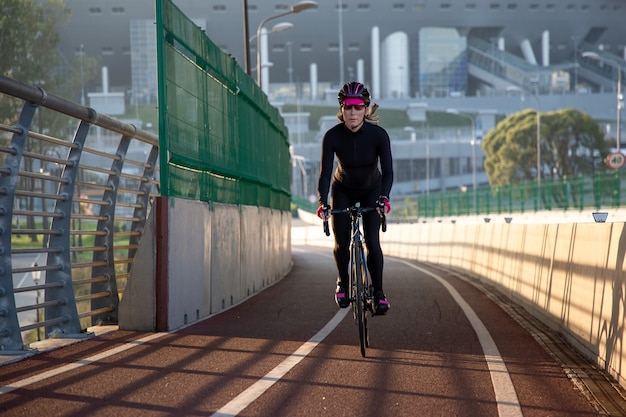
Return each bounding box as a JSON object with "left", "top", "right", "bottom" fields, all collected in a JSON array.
[
  {"left": 1, "top": 2, "right": 626, "bottom": 412},
  {"left": 1, "top": 74, "right": 626, "bottom": 400}
]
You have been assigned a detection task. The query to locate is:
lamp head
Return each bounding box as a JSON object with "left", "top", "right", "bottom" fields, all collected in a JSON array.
[
  {"left": 271, "top": 22, "right": 294, "bottom": 33},
  {"left": 291, "top": 1, "right": 318, "bottom": 13},
  {"left": 581, "top": 51, "right": 600, "bottom": 60}
]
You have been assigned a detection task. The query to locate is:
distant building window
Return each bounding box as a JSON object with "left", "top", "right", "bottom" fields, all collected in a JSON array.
[
  {"left": 275, "top": 4, "right": 289, "bottom": 11},
  {"left": 465, "top": 3, "right": 477, "bottom": 10},
  {"left": 414, "top": 3, "right": 426, "bottom": 11},
  {"left": 122, "top": 46, "right": 131, "bottom": 55},
  {"left": 489, "top": 3, "right": 500, "bottom": 9},
  {"left": 581, "top": 4, "right": 589, "bottom": 11},
  {"left": 348, "top": 43, "right": 360, "bottom": 51},
  {"left": 212, "top": 5, "right": 226, "bottom": 12},
  {"left": 248, "top": 4, "right": 257, "bottom": 11},
  {"left": 440, "top": 3, "right": 451, "bottom": 10},
  {"left": 529, "top": 3, "right": 539, "bottom": 10},
  {"left": 507, "top": 4, "right": 517, "bottom": 10},
  {"left": 101, "top": 47, "right": 114, "bottom": 56},
  {"left": 546, "top": 3, "right": 555, "bottom": 10},
  {"left": 300, "top": 43, "right": 312, "bottom": 52},
  {"left": 357, "top": 3, "right": 369, "bottom": 11},
  {"left": 566, "top": 4, "right": 575, "bottom": 10},
  {"left": 328, "top": 43, "right": 339, "bottom": 52},
  {"left": 111, "top": 7, "right": 125, "bottom": 14},
  {"left": 88, "top": 7, "right": 102, "bottom": 15},
  {"left": 392, "top": 3, "right": 405, "bottom": 11},
  {"left": 335, "top": 3, "right": 347, "bottom": 10}
]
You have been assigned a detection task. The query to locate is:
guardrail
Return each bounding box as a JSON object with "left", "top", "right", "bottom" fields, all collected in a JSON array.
[{"left": 0, "top": 76, "right": 160, "bottom": 351}]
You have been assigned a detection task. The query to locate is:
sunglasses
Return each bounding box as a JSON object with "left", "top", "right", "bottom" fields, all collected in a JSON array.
[{"left": 342, "top": 104, "right": 365, "bottom": 111}]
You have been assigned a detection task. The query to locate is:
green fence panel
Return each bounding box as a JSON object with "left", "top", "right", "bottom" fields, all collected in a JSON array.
[
  {"left": 156, "top": 0, "right": 290, "bottom": 210},
  {"left": 412, "top": 170, "right": 626, "bottom": 219}
]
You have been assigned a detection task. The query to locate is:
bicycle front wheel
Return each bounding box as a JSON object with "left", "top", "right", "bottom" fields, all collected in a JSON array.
[
  {"left": 353, "top": 242, "right": 367, "bottom": 357},
  {"left": 360, "top": 247, "right": 370, "bottom": 349}
]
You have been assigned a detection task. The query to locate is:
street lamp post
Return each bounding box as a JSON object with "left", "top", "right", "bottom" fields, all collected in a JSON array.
[
  {"left": 251, "top": 21, "right": 294, "bottom": 83},
  {"left": 582, "top": 51, "right": 623, "bottom": 152},
  {"left": 80, "top": 44, "right": 85, "bottom": 106},
  {"left": 532, "top": 82, "right": 541, "bottom": 208},
  {"left": 447, "top": 109, "right": 477, "bottom": 213},
  {"left": 255, "top": 1, "right": 318, "bottom": 90}
]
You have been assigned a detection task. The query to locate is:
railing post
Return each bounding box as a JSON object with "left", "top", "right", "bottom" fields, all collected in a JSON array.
[
  {"left": 45, "top": 121, "right": 90, "bottom": 338},
  {"left": 89, "top": 135, "right": 131, "bottom": 325},
  {"left": 0, "top": 102, "right": 37, "bottom": 351},
  {"left": 128, "top": 145, "right": 159, "bottom": 268}
]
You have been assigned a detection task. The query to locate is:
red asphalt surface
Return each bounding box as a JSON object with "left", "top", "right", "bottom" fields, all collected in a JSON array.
[{"left": 0, "top": 246, "right": 606, "bottom": 417}]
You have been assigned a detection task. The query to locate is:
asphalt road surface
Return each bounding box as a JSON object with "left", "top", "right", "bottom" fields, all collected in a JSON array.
[{"left": 1, "top": 246, "right": 625, "bottom": 417}]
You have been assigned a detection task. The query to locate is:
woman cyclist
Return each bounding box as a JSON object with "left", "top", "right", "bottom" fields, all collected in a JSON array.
[{"left": 316, "top": 81, "right": 394, "bottom": 315}]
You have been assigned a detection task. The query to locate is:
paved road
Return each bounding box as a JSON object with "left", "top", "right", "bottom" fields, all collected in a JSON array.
[
  {"left": 0, "top": 246, "right": 622, "bottom": 417},
  {"left": 12, "top": 253, "right": 45, "bottom": 334}
]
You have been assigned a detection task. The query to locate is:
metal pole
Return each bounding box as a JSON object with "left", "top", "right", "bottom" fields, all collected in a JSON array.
[
  {"left": 426, "top": 133, "right": 430, "bottom": 197},
  {"left": 616, "top": 65, "right": 622, "bottom": 152},
  {"left": 533, "top": 88, "right": 541, "bottom": 210},
  {"left": 572, "top": 36, "right": 578, "bottom": 91},
  {"left": 338, "top": 0, "right": 344, "bottom": 86},
  {"left": 80, "top": 44, "right": 85, "bottom": 106},
  {"left": 242, "top": 0, "right": 251, "bottom": 75}
]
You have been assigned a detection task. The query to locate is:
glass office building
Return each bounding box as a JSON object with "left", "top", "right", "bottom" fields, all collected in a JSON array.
[{"left": 418, "top": 28, "right": 468, "bottom": 98}]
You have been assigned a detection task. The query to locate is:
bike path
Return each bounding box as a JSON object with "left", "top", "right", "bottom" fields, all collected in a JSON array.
[{"left": 0, "top": 246, "right": 615, "bottom": 417}]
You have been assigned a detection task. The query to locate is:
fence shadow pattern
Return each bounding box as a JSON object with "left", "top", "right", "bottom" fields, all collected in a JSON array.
[{"left": 380, "top": 221, "right": 626, "bottom": 390}]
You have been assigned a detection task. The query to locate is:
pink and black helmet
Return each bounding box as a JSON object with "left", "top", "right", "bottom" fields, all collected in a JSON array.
[{"left": 337, "top": 81, "right": 371, "bottom": 107}]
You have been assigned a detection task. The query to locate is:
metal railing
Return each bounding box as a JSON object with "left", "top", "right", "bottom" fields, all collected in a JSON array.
[
  {"left": 294, "top": 171, "right": 625, "bottom": 221},
  {"left": 0, "top": 76, "right": 160, "bottom": 351},
  {"left": 416, "top": 171, "right": 624, "bottom": 218}
]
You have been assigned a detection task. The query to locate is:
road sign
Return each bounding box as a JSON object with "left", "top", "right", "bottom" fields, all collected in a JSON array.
[{"left": 606, "top": 152, "right": 626, "bottom": 170}]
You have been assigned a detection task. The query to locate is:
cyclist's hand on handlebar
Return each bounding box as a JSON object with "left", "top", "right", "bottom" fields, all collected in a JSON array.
[
  {"left": 376, "top": 196, "right": 391, "bottom": 215},
  {"left": 316, "top": 204, "right": 330, "bottom": 220}
]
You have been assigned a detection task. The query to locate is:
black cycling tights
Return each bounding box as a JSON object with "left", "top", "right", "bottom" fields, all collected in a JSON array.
[{"left": 331, "top": 185, "right": 384, "bottom": 292}]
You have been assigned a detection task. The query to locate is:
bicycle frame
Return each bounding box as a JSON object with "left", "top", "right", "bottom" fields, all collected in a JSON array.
[{"left": 323, "top": 205, "right": 386, "bottom": 357}]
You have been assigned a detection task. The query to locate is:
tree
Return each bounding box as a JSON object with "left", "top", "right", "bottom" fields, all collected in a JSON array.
[
  {"left": 483, "top": 108, "right": 609, "bottom": 186},
  {"left": 0, "top": 0, "right": 99, "bottom": 242},
  {"left": 0, "top": 0, "right": 70, "bottom": 92},
  {"left": 0, "top": 0, "right": 98, "bottom": 128}
]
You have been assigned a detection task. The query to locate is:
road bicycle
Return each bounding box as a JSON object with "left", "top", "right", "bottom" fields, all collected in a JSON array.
[{"left": 323, "top": 204, "right": 387, "bottom": 357}]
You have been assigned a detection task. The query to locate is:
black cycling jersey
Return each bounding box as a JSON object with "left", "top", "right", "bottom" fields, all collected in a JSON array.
[{"left": 317, "top": 121, "right": 393, "bottom": 205}]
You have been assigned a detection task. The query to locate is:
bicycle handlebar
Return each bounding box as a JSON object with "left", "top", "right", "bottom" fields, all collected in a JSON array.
[{"left": 322, "top": 206, "right": 387, "bottom": 236}]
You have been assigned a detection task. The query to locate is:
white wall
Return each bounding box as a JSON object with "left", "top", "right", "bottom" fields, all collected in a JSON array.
[
  {"left": 120, "top": 197, "right": 292, "bottom": 331},
  {"left": 293, "top": 211, "right": 626, "bottom": 391}
]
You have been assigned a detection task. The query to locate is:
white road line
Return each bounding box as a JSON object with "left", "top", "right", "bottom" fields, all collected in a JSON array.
[
  {"left": 0, "top": 332, "right": 168, "bottom": 395},
  {"left": 211, "top": 308, "right": 350, "bottom": 417},
  {"left": 396, "top": 259, "right": 524, "bottom": 417}
]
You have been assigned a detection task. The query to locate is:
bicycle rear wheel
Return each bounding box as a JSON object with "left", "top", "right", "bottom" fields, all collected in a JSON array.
[{"left": 353, "top": 242, "right": 367, "bottom": 357}]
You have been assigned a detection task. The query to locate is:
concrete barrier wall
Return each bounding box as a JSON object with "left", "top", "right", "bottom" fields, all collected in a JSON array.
[
  {"left": 292, "top": 213, "right": 626, "bottom": 389},
  {"left": 120, "top": 197, "right": 292, "bottom": 332}
]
